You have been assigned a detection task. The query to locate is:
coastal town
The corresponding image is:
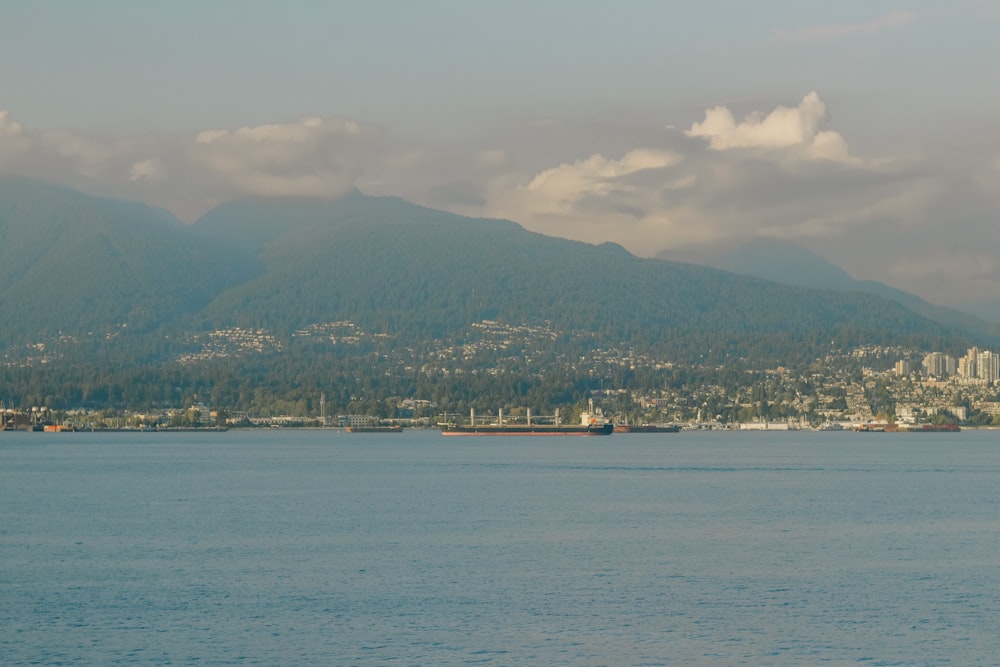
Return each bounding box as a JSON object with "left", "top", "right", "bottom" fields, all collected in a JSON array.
[{"left": 5, "top": 334, "right": 1000, "bottom": 432}]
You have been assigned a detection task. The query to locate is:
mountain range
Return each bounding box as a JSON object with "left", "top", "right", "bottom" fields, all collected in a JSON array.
[
  {"left": 0, "top": 176, "right": 257, "bottom": 341},
  {"left": 656, "top": 239, "right": 1000, "bottom": 340},
  {"left": 0, "top": 176, "right": 992, "bottom": 408}
]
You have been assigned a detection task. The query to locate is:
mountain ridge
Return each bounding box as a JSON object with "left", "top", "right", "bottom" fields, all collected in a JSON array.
[
  {"left": 655, "top": 238, "right": 1000, "bottom": 341},
  {"left": 186, "top": 192, "right": 969, "bottom": 361},
  {"left": 0, "top": 177, "right": 990, "bottom": 411},
  {"left": 0, "top": 176, "right": 260, "bottom": 341}
]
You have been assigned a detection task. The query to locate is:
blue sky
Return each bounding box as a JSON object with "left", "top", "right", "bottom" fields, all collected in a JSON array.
[{"left": 2, "top": 1, "right": 999, "bottom": 306}]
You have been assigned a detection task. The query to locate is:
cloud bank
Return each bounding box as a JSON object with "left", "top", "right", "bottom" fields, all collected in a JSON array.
[
  {"left": 0, "top": 109, "right": 381, "bottom": 218},
  {"left": 1, "top": 92, "right": 998, "bottom": 304},
  {"left": 191, "top": 117, "right": 379, "bottom": 197},
  {"left": 453, "top": 92, "right": 896, "bottom": 252}
]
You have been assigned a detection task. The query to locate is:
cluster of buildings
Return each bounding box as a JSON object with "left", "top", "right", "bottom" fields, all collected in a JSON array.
[
  {"left": 176, "top": 328, "right": 283, "bottom": 365},
  {"left": 898, "top": 348, "right": 1000, "bottom": 382}
]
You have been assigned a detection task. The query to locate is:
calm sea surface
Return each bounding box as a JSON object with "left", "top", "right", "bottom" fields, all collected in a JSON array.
[{"left": 2, "top": 428, "right": 999, "bottom": 665}]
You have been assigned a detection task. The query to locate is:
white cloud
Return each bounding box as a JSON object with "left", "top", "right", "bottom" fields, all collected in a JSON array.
[
  {"left": 0, "top": 108, "right": 384, "bottom": 218},
  {"left": 464, "top": 148, "right": 696, "bottom": 250},
  {"left": 452, "top": 93, "right": 957, "bottom": 274},
  {"left": 775, "top": 11, "right": 915, "bottom": 43},
  {"left": 0, "top": 109, "right": 124, "bottom": 178},
  {"left": 686, "top": 93, "right": 822, "bottom": 149},
  {"left": 529, "top": 149, "right": 682, "bottom": 187},
  {"left": 523, "top": 149, "right": 683, "bottom": 214},
  {"left": 189, "top": 116, "right": 381, "bottom": 197},
  {"left": 685, "top": 92, "right": 861, "bottom": 165}
]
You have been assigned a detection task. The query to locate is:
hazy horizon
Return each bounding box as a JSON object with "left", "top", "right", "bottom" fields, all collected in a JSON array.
[{"left": 2, "top": 1, "right": 999, "bottom": 307}]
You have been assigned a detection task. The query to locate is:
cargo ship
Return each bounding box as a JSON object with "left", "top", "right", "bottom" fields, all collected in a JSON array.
[
  {"left": 345, "top": 424, "right": 403, "bottom": 433},
  {"left": 440, "top": 401, "right": 613, "bottom": 436},
  {"left": 855, "top": 422, "right": 960, "bottom": 432},
  {"left": 614, "top": 423, "right": 680, "bottom": 433},
  {"left": 888, "top": 423, "right": 960, "bottom": 433}
]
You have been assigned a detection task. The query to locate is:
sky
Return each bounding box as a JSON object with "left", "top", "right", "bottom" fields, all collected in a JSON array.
[{"left": 2, "top": 1, "right": 999, "bottom": 308}]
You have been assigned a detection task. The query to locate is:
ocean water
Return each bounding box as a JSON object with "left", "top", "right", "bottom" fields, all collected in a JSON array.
[{"left": 2, "top": 428, "right": 999, "bottom": 666}]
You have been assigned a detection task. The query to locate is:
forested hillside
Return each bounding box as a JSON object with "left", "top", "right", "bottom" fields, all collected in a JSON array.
[
  {"left": 657, "top": 238, "right": 1000, "bottom": 342},
  {"left": 189, "top": 193, "right": 967, "bottom": 362},
  {"left": 0, "top": 178, "right": 987, "bottom": 410},
  {"left": 0, "top": 176, "right": 259, "bottom": 342}
]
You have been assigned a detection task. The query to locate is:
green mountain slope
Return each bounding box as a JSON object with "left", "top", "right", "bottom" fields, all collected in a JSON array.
[
  {"left": 191, "top": 193, "right": 976, "bottom": 364},
  {"left": 1, "top": 181, "right": 991, "bottom": 410},
  {"left": 657, "top": 238, "right": 1000, "bottom": 342},
  {"left": 0, "top": 176, "right": 259, "bottom": 343}
]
